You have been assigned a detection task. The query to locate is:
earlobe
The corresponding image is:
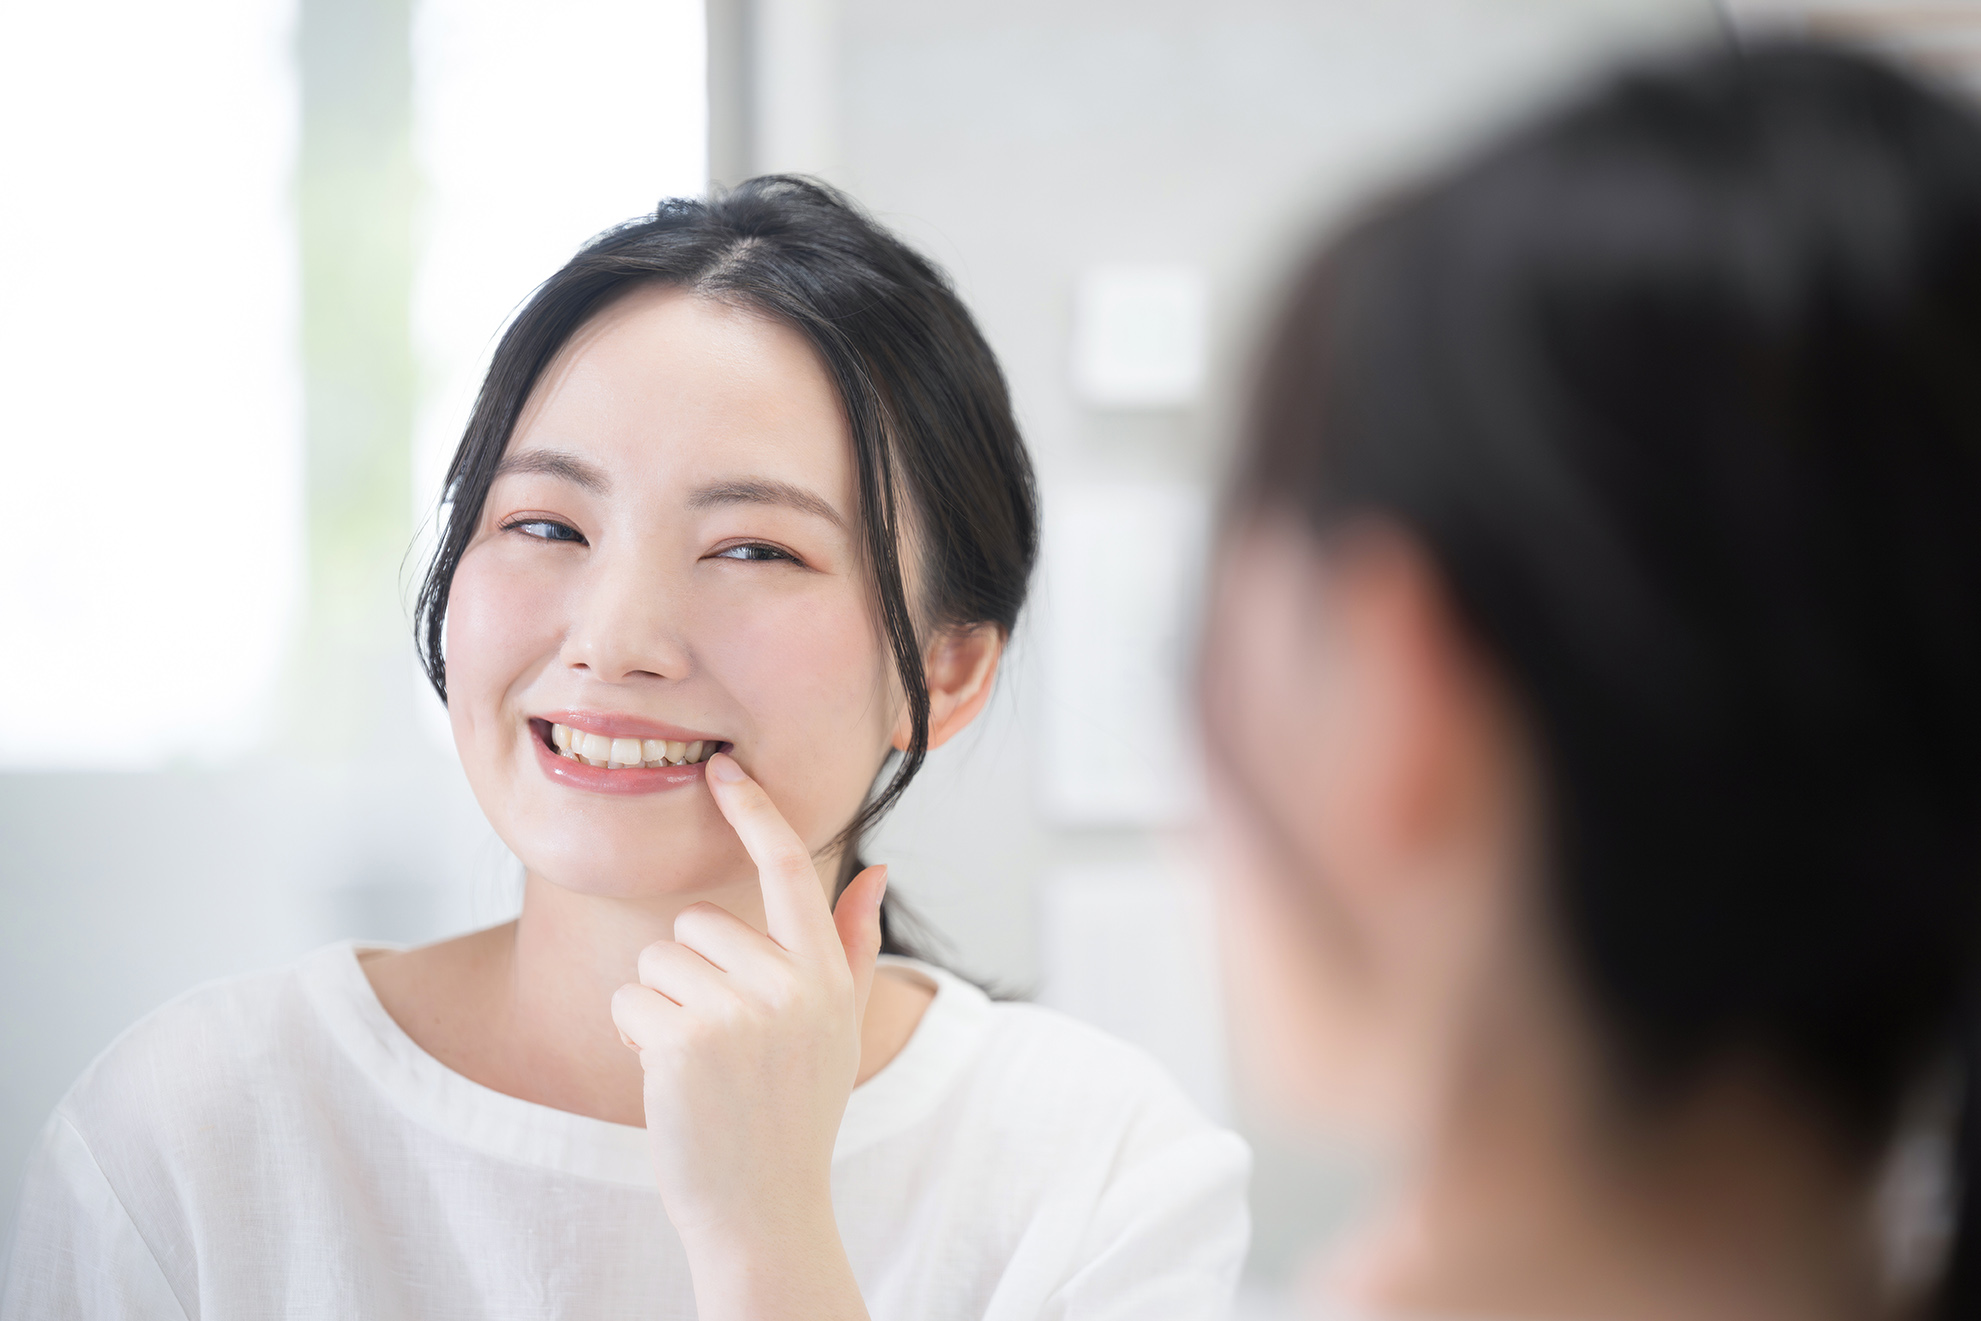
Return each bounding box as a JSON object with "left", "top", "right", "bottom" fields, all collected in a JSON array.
[{"left": 890, "top": 625, "right": 1004, "bottom": 752}]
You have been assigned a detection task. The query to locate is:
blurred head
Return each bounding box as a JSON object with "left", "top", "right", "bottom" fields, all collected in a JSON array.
[
  {"left": 416, "top": 178, "right": 1037, "bottom": 944},
  {"left": 1205, "top": 39, "right": 1981, "bottom": 1289}
]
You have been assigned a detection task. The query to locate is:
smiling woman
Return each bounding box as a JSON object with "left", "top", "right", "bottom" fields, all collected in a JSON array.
[
  {"left": 430, "top": 279, "right": 948, "bottom": 916},
  {"left": 1, "top": 178, "right": 1251, "bottom": 1321}
]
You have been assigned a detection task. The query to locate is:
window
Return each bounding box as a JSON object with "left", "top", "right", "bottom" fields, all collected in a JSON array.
[{"left": 0, "top": 0, "right": 305, "bottom": 768}]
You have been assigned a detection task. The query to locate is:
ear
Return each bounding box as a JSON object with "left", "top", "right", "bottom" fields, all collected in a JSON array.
[
  {"left": 890, "top": 624, "right": 1004, "bottom": 752},
  {"left": 1211, "top": 518, "right": 1499, "bottom": 902},
  {"left": 1319, "top": 525, "right": 1514, "bottom": 885}
]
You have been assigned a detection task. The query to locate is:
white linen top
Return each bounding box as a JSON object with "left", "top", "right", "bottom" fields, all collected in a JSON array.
[{"left": 2, "top": 944, "right": 1251, "bottom": 1320}]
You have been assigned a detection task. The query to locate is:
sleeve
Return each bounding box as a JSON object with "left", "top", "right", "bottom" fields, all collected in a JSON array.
[
  {"left": 1037, "top": 1123, "right": 1252, "bottom": 1321},
  {"left": 1, "top": 1113, "right": 187, "bottom": 1321}
]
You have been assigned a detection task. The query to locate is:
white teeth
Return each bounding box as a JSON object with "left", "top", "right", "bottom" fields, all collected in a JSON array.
[{"left": 546, "top": 723, "right": 719, "bottom": 769}]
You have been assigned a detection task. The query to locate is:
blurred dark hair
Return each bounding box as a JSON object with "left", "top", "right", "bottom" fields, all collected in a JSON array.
[
  {"left": 414, "top": 176, "right": 1038, "bottom": 957},
  {"left": 1234, "top": 44, "right": 1981, "bottom": 1309}
]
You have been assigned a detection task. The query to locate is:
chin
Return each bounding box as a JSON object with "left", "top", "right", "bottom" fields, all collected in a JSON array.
[
  {"left": 479, "top": 775, "right": 753, "bottom": 900},
  {"left": 519, "top": 826, "right": 756, "bottom": 900}
]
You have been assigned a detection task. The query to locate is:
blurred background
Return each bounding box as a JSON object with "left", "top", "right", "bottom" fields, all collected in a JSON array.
[{"left": 4, "top": 0, "right": 1970, "bottom": 1306}]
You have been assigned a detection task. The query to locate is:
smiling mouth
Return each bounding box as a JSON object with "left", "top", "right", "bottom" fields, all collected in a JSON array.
[{"left": 538, "top": 720, "right": 725, "bottom": 770}]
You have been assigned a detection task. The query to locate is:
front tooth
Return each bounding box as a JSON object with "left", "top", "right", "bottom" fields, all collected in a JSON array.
[
  {"left": 610, "top": 738, "right": 642, "bottom": 766},
  {"left": 664, "top": 740, "right": 686, "bottom": 764},
  {"left": 552, "top": 723, "right": 573, "bottom": 751},
  {"left": 642, "top": 739, "right": 666, "bottom": 766},
  {"left": 578, "top": 732, "right": 612, "bottom": 762},
  {"left": 686, "top": 740, "right": 703, "bottom": 763}
]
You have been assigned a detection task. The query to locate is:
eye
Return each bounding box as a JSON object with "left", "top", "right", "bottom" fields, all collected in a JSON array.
[
  {"left": 504, "top": 518, "right": 586, "bottom": 544},
  {"left": 712, "top": 542, "right": 797, "bottom": 563}
]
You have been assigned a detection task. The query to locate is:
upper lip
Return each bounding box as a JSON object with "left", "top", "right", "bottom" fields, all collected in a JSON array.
[{"left": 534, "top": 710, "right": 728, "bottom": 744}]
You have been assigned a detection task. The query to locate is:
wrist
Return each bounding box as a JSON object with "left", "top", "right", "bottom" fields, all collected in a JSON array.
[
  {"left": 671, "top": 1180, "right": 838, "bottom": 1264},
  {"left": 675, "top": 1191, "right": 865, "bottom": 1321}
]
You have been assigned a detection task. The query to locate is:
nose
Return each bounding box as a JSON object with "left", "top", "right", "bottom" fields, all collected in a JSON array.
[{"left": 560, "top": 540, "right": 691, "bottom": 685}]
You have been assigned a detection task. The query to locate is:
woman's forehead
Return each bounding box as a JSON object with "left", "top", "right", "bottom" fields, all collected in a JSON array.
[{"left": 509, "top": 286, "right": 855, "bottom": 505}]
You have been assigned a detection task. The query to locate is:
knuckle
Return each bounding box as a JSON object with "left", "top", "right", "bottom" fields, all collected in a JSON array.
[
  {"left": 673, "top": 902, "right": 721, "bottom": 941},
  {"left": 609, "top": 982, "right": 647, "bottom": 1023},
  {"left": 636, "top": 940, "right": 679, "bottom": 985},
  {"left": 677, "top": 1013, "right": 721, "bottom": 1053},
  {"left": 713, "top": 994, "right": 752, "bottom": 1031},
  {"left": 764, "top": 844, "right": 815, "bottom": 877},
  {"left": 762, "top": 971, "right": 817, "bottom": 1017}
]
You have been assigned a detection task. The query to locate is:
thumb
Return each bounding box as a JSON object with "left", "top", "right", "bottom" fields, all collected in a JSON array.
[{"left": 832, "top": 864, "right": 888, "bottom": 1024}]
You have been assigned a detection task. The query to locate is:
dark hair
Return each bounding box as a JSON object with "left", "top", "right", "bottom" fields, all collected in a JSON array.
[
  {"left": 415, "top": 176, "right": 1038, "bottom": 957},
  {"left": 1234, "top": 44, "right": 1981, "bottom": 1309}
]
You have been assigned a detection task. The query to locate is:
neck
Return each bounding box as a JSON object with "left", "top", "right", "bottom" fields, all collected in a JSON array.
[
  {"left": 416, "top": 872, "right": 774, "bottom": 1127},
  {"left": 1334, "top": 977, "right": 1884, "bottom": 1321},
  {"left": 362, "top": 853, "right": 935, "bottom": 1129},
  {"left": 499, "top": 869, "right": 779, "bottom": 1125}
]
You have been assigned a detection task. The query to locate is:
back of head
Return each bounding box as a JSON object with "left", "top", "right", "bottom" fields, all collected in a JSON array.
[{"left": 1239, "top": 43, "right": 1981, "bottom": 1309}]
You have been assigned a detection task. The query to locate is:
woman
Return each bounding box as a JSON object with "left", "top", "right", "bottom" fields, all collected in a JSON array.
[
  {"left": 3, "top": 178, "right": 1250, "bottom": 1319},
  {"left": 1204, "top": 45, "right": 1981, "bottom": 1321}
]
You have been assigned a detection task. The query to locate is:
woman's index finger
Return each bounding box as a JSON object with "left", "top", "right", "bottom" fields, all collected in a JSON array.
[{"left": 703, "top": 752, "right": 836, "bottom": 952}]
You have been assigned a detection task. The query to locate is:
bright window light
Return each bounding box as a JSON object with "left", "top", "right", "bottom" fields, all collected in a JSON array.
[
  {"left": 410, "top": 0, "right": 709, "bottom": 529},
  {"left": 0, "top": 0, "right": 304, "bottom": 769}
]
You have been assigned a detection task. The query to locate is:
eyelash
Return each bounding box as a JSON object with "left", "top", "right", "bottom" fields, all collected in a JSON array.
[
  {"left": 712, "top": 542, "right": 798, "bottom": 564},
  {"left": 501, "top": 519, "right": 799, "bottom": 566},
  {"left": 504, "top": 518, "right": 585, "bottom": 544}
]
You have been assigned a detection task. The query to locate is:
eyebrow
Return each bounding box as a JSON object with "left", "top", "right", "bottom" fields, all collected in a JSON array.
[
  {"left": 493, "top": 448, "right": 609, "bottom": 492},
  {"left": 688, "top": 478, "right": 847, "bottom": 530}
]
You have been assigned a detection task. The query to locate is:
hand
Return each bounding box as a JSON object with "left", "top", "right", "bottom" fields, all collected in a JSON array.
[{"left": 610, "top": 751, "right": 884, "bottom": 1317}]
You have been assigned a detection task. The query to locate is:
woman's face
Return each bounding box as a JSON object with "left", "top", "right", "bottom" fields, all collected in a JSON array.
[{"left": 445, "top": 285, "right": 901, "bottom": 900}]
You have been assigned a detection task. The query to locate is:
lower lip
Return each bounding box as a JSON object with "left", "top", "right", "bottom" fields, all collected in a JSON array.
[{"left": 531, "top": 736, "right": 708, "bottom": 796}]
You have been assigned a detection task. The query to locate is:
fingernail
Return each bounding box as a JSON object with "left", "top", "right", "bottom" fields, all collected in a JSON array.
[
  {"left": 874, "top": 865, "right": 889, "bottom": 906},
  {"left": 708, "top": 752, "right": 745, "bottom": 783}
]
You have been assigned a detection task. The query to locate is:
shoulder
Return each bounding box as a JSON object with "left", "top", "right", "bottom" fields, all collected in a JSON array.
[
  {"left": 3, "top": 1111, "right": 189, "bottom": 1318},
  {"left": 978, "top": 999, "right": 1201, "bottom": 1116},
  {"left": 894, "top": 959, "right": 1247, "bottom": 1167},
  {"left": 977, "top": 998, "right": 1251, "bottom": 1181},
  {"left": 16, "top": 947, "right": 368, "bottom": 1302},
  {"left": 895, "top": 970, "right": 1254, "bottom": 1306},
  {"left": 55, "top": 944, "right": 357, "bottom": 1152}
]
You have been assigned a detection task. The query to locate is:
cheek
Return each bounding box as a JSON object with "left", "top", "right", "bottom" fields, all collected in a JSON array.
[
  {"left": 698, "top": 579, "right": 896, "bottom": 830},
  {"left": 705, "top": 586, "right": 888, "bottom": 731},
  {"left": 1210, "top": 684, "right": 1406, "bottom": 1138},
  {"left": 1210, "top": 786, "right": 1358, "bottom": 1122},
  {"left": 444, "top": 546, "right": 566, "bottom": 747}
]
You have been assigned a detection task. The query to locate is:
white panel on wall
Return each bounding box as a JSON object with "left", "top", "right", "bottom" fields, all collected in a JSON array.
[
  {"left": 1039, "top": 860, "right": 1232, "bottom": 1123},
  {"left": 1039, "top": 483, "right": 1212, "bottom": 826},
  {"left": 0, "top": 0, "right": 303, "bottom": 770},
  {"left": 1071, "top": 265, "right": 1209, "bottom": 409}
]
